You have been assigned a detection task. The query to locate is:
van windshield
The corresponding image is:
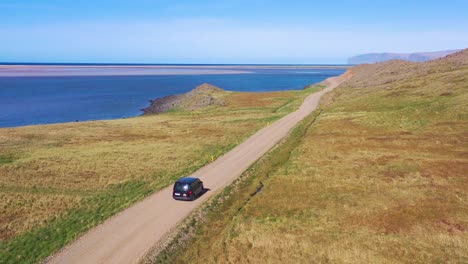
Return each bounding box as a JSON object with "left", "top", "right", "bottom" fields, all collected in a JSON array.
[{"left": 174, "top": 182, "right": 190, "bottom": 192}]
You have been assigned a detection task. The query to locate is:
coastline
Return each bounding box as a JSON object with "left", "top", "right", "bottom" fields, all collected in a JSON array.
[{"left": 0, "top": 66, "right": 347, "bottom": 128}]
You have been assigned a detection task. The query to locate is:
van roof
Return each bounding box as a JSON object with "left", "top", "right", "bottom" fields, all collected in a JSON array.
[{"left": 176, "top": 177, "right": 199, "bottom": 183}]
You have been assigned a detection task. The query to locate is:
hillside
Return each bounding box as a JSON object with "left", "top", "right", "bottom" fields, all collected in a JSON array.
[
  {"left": 142, "top": 83, "right": 227, "bottom": 114},
  {"left": 348, "top": 49, "right": 461, "bottom": 64},
  {"left": 344, "top": 49, "right": 468, "bottom": 88},
  {"left": 154, "top": 49, "right": 468, "bottom": 263}
]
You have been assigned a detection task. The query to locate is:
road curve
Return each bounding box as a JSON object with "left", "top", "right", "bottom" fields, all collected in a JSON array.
[{"left": 46, "top": 74, "right": 348, "bottom": 264}]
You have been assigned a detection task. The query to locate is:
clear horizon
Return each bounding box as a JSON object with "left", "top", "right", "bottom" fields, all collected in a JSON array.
[
  {"left": 1, "top": 0, "right": 468, "bottom": 64},
  {"left": 0, "top": 62, "right": 352, "bottom": 65}
]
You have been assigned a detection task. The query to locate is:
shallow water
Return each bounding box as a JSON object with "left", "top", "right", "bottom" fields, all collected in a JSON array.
[{"left": 0, "top": 66, "right": 346, "bottom": 128}]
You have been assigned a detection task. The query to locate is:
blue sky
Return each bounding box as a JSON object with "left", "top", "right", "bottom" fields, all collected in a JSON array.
[{"left": 1, "top": 0, "right": 467, "bottom": 63}]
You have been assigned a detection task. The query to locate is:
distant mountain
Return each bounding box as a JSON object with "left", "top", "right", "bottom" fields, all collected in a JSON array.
[
  {"left": 348, "top": 49, "right": 461, "bottom": 64},
  {"left": 345, "top": 49, "right": 468, "bottom": 88}
]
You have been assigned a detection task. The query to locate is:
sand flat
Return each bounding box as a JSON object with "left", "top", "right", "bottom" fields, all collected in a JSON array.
[
  {"left": 0, "top": 65, "right": 251, "bottom": 77},
  {"left": 0, "top": 65, "right": 349, "bottom": 77}
]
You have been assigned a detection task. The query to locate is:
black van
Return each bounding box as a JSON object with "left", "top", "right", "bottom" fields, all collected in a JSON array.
[{"left": 173, "top": 177, "right": 204, "bottom": 201}]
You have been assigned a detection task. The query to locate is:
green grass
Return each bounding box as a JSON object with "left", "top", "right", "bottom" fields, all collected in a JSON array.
[
  {"left": 0, "top": 87, "right": 321, "bottom": 264},
  {"left": 0, "top": 155, "right": 15, "bottom": 164},
  {"left": 156, "top": 61, "right": 468, "bottom": 263}
]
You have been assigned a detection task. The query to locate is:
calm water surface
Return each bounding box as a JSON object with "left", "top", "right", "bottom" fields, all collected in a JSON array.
[{"left": 0, "top": 67, "right": 346, "bottom": 127}]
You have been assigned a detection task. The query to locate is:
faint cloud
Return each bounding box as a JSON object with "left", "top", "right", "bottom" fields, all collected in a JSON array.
[{"left": 1, "top": 16, "right": 468, "bottom": 63}]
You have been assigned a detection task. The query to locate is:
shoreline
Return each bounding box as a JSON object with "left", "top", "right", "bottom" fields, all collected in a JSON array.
[
  {"left": 0, "top": 82, "right": 314, "bottom": 129},
  {"left": 0, "top": 67, "right": 347, "bottom": 128}
]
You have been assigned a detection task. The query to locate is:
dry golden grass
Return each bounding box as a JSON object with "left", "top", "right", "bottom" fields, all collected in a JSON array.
[
  {"left": 170, "top": 55, "right": 468, "bottom": 263},
  {"left": 226, "top": 91, "right": 297, "bottom": 108},
  {"left": 0, "top": 87, "right": 316, "bottom": 246},
  {"left": 0, "top": 192, "right": 82, "bottom": 241}
]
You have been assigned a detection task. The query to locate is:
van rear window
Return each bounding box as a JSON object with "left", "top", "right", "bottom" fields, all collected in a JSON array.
[{"left": 174, "top": 182, "right": 190, "bottom": 192}]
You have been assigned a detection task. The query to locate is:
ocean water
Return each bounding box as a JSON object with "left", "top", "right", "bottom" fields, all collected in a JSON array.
[{"left": 0, "top": 66, "right": 346, "bottom": 128}]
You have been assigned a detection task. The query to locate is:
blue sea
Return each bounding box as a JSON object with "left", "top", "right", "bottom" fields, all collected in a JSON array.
[{"left": 0, "top": 65, "right": 346, "bottom": 128}]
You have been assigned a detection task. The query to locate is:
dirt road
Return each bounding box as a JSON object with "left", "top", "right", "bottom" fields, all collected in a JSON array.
[{"left": 46, "top": 74, "right": 347, "bottom": 264}]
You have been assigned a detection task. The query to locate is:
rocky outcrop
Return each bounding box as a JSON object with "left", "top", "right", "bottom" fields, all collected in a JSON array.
[{"left": 142, "top": 83, "right": 226, "bottom": 114}]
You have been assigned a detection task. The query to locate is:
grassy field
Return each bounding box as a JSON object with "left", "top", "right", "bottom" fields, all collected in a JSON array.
[
  {"left": 0, "top": 85, "right": 321, "bottom": 263},
  {"left": 161, "top": 53, "right": 468, "bottom": 263}
]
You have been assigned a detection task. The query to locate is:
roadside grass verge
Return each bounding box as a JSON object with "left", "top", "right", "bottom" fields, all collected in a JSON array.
[
  {"left": 157, "top": 64, "right": 468, "bottom": 263},
  {"left": 0, "top": 86, "right": 321, "bottom": 264}
]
